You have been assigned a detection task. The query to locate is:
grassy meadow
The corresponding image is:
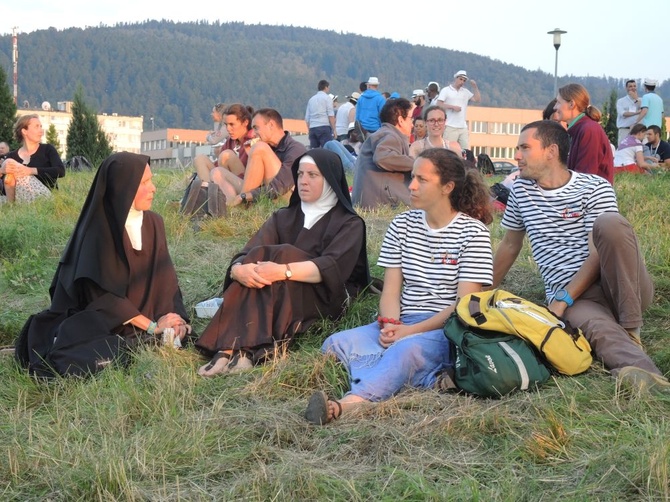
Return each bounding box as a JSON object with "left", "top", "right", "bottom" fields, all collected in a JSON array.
[{"left": 0, "top": 167, "right": 669, "bottom": 501}]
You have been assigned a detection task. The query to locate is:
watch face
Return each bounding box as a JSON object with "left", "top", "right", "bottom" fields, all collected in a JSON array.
[{"left": 240, "top": 192, "right": 247, "bottom": 201}]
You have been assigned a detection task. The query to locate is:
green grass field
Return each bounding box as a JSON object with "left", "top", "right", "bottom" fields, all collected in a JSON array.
[{"left": 0, "top": 168, "right": 668, "bottom": 501}]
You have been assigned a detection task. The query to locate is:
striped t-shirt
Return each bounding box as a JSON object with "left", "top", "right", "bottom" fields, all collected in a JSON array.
[
  {"left": 377, "top": 210, "right": 493, "bottom": 315},
  {"left": 501, "top": 171, "right": 618, "bottom": 301}
]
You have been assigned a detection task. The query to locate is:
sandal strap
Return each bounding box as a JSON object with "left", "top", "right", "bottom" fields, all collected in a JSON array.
[
  {"left": 330, "top": 399, "right": 343, "bottom": 420},
  {"left": 204, "top": 351, "right": 228, "bottom": 371}
]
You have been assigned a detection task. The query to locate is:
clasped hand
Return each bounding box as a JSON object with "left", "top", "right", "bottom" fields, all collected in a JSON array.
[
  {"left": 1, "top": 159, "right": 32, "bottom": 177},
  {"left": 233, "top": 261, "right": 284, "bottom": 288},
  {"left": 379, "top": 323, "right": 412, "bottom": 348},
  {"left": 156, "top": 313, "right": 191, "bottom": 340}
]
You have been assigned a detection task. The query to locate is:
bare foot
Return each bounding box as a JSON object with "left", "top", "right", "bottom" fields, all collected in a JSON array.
[{"left": 198, "top": 351, "right": 231, "bottom": 377}]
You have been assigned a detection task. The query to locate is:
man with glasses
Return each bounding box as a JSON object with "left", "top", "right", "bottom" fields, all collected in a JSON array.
[{"left": 437, "top": 70, "right": 481, "bottom": 150}]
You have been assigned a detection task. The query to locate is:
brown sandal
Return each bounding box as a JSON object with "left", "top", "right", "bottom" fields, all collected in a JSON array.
[{"left": 304, "top": 391, "right": 342, "bottom": 425}]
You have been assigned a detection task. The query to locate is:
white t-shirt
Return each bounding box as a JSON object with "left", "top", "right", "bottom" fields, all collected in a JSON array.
[
  {"left": 378, "top": 210, "right": 492, "bottom": 315},
  {"left": 613, "top": 137, "right": 643, "bottom": 166},
  {"left": 501, "top": 171, "right": 618, "bottom": 301},
  {"left": 437, "top": 85, "right": 474, "bottom": 128}
]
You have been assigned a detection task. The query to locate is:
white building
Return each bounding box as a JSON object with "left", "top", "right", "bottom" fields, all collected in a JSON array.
[{"left": 16, "top": 101, "right": 143, "bottom": 157}]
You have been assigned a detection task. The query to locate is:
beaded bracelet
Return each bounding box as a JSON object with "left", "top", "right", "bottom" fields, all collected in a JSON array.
[
  {"left": 377, "top": 315, "right": 402, "bottom": 327},
  {"left": 147, "top": 320, "right": 158, "bottom": 335}
]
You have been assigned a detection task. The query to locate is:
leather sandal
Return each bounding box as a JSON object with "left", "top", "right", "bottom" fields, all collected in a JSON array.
[
  {"left": 198, "top": 351, "right": 230, "bottom": 377},
  {"left": 304, "top": 390, "right": 342, "bottom": 425}
]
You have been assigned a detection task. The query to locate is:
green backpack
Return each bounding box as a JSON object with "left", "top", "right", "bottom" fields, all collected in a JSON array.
[{"left": 443, "top": 313, "right": 551, "bottom": 398}]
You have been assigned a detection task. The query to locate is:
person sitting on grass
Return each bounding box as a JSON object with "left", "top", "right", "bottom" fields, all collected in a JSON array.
[
  {"left": 492, "top": 120, "right": 669, "bottom": 395},
  {"left": 191, "top": 103, "right": 255, "bottom": 200},
  {"left": 409, "top": 106, "right": 461, "bottom": 159},
  {"left": 195, "top": 149, "right": 370, "bottom": 376},
  {"left": 15, "top": 152, "right": 191, "bottom": 377},
  {"left": 613, "top": 124, "right": 649, "bottom": 174},
  {"left": 219, "top": 108, "right": 306, "bottom": 206},
  {"left": 0, "top": 114, "right": 65, "bottom": 203},
  {"left": 305, "top": 148, "right": 493, "bottom": 425}
]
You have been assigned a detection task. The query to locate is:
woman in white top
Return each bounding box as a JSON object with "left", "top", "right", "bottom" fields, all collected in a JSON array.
[
  {"left": 613, "top": 123, "right": 649, "bottom": 174},
  {"left": 409, "top": 106, "right": 461, "bottom": 159}
]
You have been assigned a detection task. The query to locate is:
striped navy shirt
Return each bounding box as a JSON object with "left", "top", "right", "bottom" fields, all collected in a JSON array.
[
  {"left": 501, "top": 171, "right": 618, "bottom": 301},
  {"left": 378, "top": 210, "right": 493, "bottom": 315}
]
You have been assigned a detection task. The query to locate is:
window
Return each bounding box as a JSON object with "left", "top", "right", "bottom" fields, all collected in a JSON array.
[
  {"left": 471, "top": 121, "right": 488, "bottom": 133},
  {"left": 491, "top": 122, "right": 507, "bottom": 135},
  {"left": 471, "top": 146, "right": 487, "bottom": 157}
]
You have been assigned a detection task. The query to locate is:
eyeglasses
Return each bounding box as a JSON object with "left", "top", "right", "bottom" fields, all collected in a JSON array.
[{"left": 426, "top": 119, "right": 446, "bottom": 125}]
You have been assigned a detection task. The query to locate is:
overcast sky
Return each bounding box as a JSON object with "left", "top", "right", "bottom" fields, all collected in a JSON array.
[{"left": 3, "top": 0, "right": 669, "bottom": 84}]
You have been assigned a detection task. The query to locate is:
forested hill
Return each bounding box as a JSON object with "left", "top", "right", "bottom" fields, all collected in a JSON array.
[{"left": 1, "top": 20, "right": 665, "bottom": 131}]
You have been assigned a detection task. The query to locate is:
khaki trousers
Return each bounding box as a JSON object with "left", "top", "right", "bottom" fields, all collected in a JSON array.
[{"left": 563, "top": 212, "right": 660, "bottom": 376}]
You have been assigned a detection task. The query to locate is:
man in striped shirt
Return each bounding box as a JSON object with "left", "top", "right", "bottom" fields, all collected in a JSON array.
[{"left": 492, "top": 120, "right": 669, "bottom": 395}]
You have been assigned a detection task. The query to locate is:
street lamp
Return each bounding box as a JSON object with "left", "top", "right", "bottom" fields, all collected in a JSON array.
[
  {"left": 150, "top": 117, "right": 155, "bottom": 131},
  {"left": 547, "top": 28, "right": 567, "bottom": 98}
]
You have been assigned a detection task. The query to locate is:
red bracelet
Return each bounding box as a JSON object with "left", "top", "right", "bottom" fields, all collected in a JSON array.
[{"left": 377, "top": 315, "right": 402, "bottom": 327}]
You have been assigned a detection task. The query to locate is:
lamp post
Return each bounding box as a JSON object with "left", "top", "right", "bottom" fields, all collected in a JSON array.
[
  {"left": 547, "top": 28, "right": 567, "bottom": 98},
  {"left": 150, "top": 117, "right": 155, "bottom": 131}
]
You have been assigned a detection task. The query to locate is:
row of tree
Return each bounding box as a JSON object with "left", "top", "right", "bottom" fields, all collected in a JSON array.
[
  {"left": 0, "top": 67, "right": 111, "bottom": 164},
  {"left": 3, "top": 21, "right": 665, "bottom": 132}
]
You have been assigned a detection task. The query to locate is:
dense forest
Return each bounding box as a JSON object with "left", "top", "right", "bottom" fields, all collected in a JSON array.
[{"left": 1, "top": 20, "right": 667, "bottom": 131}]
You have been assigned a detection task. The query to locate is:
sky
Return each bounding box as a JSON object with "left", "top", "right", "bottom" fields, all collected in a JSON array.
[{"left": 3, "top": 0, "right": 669, "bottom": 84}]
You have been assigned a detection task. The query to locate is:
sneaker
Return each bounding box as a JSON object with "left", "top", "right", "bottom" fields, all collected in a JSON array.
[{"left": 617, "top": 366, "right": 670, "bottom": 396}]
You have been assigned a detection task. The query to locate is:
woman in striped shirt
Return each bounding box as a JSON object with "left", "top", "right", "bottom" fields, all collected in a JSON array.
[{"left": 305, "top": 148, "right": 494, "bottom": 425}]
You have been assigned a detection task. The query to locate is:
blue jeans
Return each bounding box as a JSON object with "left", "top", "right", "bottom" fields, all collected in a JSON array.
[
  {"left": 323, "top": 140, "right": 357, "bottom": 172},
  {"left": 309, "top": 126, "right": 334, "bottom": 148},
  {"left": 322, "top": 313, "right": 452, "bottom": 401}
]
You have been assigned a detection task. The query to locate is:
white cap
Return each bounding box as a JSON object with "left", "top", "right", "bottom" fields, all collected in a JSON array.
[
  {"left": 412, "top": 89, "right": 425, "bottom": 97},
  {"left": 367, "top": 76, "right": 380, "bottom": 86}
]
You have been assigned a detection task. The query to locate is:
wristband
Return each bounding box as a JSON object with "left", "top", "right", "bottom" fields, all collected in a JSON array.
[{"left": 147, "top": 320, "right": 158, "bottom": 335}]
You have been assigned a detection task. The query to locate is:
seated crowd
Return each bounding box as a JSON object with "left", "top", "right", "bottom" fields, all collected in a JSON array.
[{"left": 7, "top": 78, "right": 670, "bottom": 418}]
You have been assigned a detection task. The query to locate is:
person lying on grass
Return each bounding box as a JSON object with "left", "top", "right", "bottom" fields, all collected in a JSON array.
[
  {"left": 195, "top": 148, "right": 370, "bottom": 376},
  {"left": 305, "top": 148, "right": 493, "bottom": 425}
]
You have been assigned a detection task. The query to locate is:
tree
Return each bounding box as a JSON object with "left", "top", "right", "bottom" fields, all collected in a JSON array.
[
  {"left": 45, "top": 123, "right": 63, "bottom": 157},
  {"left": 600, "top": 89, "right": 618, "bottom": 145},
  {"left": 66, "top": 86, "right": 113, "bottom": 165},
  {"left": 0, "top": 66, "right": 18, "bottom": 149}
]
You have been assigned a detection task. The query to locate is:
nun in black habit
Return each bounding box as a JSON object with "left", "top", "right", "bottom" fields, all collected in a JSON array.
[
  {"left": 15, "top": 152, "right": 191, "bottom": 377},
  {"left": 196, "top": 148, "right": 370, "bottom": 376}
]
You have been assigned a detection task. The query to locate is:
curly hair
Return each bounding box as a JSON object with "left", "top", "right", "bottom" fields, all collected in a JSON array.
[{"left": 417, "top": 148, "right": 492, "bottom": 225}]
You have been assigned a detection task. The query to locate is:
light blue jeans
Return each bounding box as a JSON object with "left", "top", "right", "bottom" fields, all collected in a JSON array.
[
  {"left": 322, "top": 313, "right": 451, "bottom": 401},
  {"left": 323, "top": 140, "right": 357, "bottom": 172}
]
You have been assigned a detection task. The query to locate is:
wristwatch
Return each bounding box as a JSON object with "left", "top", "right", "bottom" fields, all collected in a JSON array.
[
  {"left": 554, "top": 289, "right": 574, "bottom": 307},
  {"left": 240, "top": 192, "right": 248, "bottom": 203},
  {"left": 284, "top": 264, "right": 293, "bottom": 280}
]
